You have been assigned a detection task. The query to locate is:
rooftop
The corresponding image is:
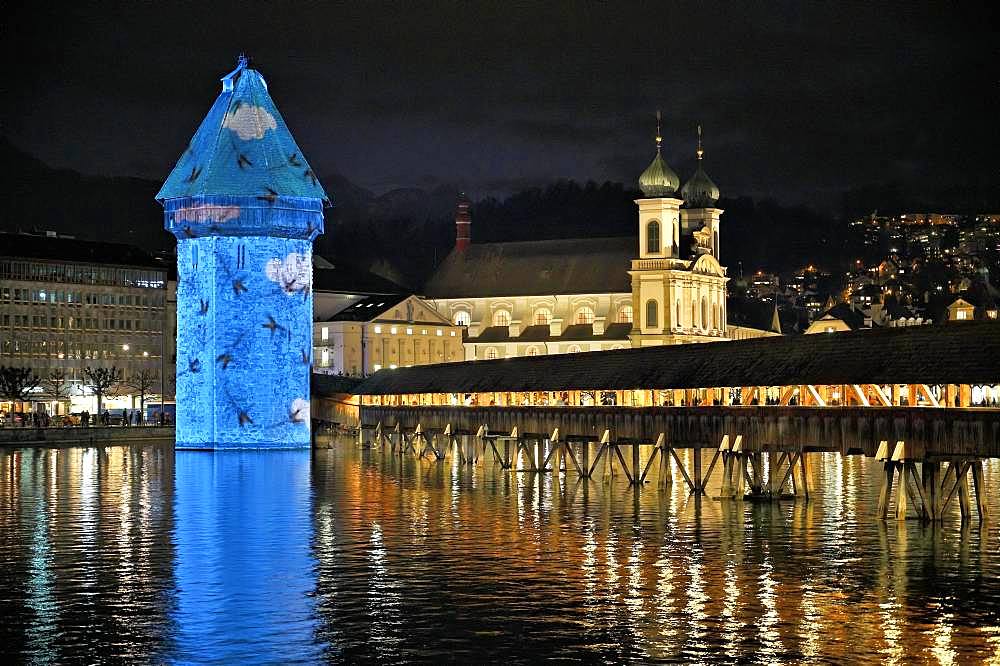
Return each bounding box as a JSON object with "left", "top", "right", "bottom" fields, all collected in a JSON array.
[
  {"left": 350, "top": 320, "right": 1000, "bottom": 395},
  {"left": 156, "top": 57, "right": 329, "bottom": 204},
  {"left": 0, "top": 232, "right": 164, "bottom": 269},
  {"left": 423, "top": 236, "right": 635, "bottom": 299}
]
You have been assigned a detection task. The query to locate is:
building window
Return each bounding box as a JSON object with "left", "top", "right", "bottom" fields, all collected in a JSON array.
[
  {"left": 492, "top": 310, "right": 511, "bottom": 327},
  {"left": 533, "top": 307, "right": 552, "bottom": 325},
  {"left": 321, "top": 327, "right": 329, "bottom": 341},
  {"left": 646, "top": 299, "right": 658, "bottom": 328},
  {"left": 454, "top": 311, "right": 471, "bottom": 327},
  {"left": 574, "top": 306, "right": 595, "bottom": 325},
  {"left": 567, "top": 345, "right": 582, "bottom": 353},
  {"left": 486, "top": 347, "right": 500, "bottom": 360},
  {"left": 374, "top": 325, "right": 382, "bottom": 334},
  {"left": 676, "top": 300, "right": 682, "bottom": 327},
  {"left": 701, "top": 296, "right": 709, "bottom": 330},
  {"left": 526, "top": 346, "right": 541, "bottom": 356},
  {"left": 320, "top": 349, "right": 329, "bottom": 366},
  {"left": 647, "top": 220, "right": 661, "bottom": 254},
  {"left": 617, "top": 304, "right": 633, "bottom": 324}
]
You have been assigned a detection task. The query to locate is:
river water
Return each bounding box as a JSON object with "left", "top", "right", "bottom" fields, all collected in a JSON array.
[{"left": 1, "top": 442, "right": 999, "bottom": 664}]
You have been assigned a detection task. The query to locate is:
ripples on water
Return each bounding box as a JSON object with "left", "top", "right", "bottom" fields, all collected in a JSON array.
[{"left": 1, "top": 442, "right": 999, "bottom": 663}]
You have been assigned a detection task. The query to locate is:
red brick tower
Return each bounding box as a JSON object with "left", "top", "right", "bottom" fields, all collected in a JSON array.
[{"left": 455, "top": 193, "right": 471, "bottom": 252}]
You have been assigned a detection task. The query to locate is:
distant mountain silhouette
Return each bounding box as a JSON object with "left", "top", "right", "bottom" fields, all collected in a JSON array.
[
  {"left": 0, "top": 136, "right": 171, "bottom": 250},
  {"left": 14, "top": 135, "right": 987, "bottom": 290}
]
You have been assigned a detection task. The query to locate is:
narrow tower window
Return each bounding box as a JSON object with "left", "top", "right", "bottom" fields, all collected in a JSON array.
[
  {"left": 646, "top": 299, "right": 658, "bottom": 328},
  {"left": 647, "top": 220, "right": 661, "bottom": 254}
]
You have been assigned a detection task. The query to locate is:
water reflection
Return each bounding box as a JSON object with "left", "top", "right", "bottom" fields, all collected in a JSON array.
[
  {"left": 0, "top": 446, "right": 174, "bottom": 662},
  {"left": 170, "top": 450, "right": 321, "bottom": 664},
  {"left": 2, "top": 443, "right": 1000, "bottom": 663}
]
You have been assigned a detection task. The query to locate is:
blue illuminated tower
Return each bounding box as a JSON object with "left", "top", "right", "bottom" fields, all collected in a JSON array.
[{"left": 157, "top": 56, "right": 328, "bottom": 449}]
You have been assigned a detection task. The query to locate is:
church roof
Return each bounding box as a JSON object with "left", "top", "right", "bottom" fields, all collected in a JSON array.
[
  {"left": 681, "top": 164, "right": 720, "bottom": 207},
  {"left": 422, "top": 237, "right": 635, "bottom": 299},
  {"left": 156, "top": 57, "right": 329, "bottom": 203},
  {"left": 638, "top": 150, "right": 680, "bottom": 198}
]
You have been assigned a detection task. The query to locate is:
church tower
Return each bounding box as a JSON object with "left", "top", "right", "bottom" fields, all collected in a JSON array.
[
  {"left": 680, "top": 125, "right": 723, "bottom": 259},
  {"left": 157, "top": 56, "right": 329, "bottom": 449},
  {"left": 629, "top": 118, "right": 728, "bottom": 347}
]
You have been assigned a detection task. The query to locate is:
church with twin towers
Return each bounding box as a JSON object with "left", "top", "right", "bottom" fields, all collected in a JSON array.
[{"left": 415, "top": 118, "right": 778, "bottom": 363}]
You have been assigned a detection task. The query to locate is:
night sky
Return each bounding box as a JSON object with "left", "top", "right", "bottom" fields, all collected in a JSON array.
[{"left": 3, "top": 1, "right": 997, "bottom": 209}]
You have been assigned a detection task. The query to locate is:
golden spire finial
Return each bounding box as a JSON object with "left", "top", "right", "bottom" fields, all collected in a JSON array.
[
  {"left": 696, "top": 124, "right": 704, "bottom": 161},
  {"left": 655, "top": 110, "right": 662, "bottom": 152}
]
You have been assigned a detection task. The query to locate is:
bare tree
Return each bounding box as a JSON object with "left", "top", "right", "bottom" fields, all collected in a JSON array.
[
  {"left": 83, "top": 366, "right": 122, "bottom": 417},
  {"left": 127, "top": 369, "right": 159, "bottom": 419},
  {"left": 0, "top": 366, "right": 41, "bottom": 405},
  {"left": 43, "top": 369, "right": 71, "bottom": 412}
]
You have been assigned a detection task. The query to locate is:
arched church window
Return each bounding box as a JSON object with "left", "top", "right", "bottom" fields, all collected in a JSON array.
[
  {"left": 453, "top": 311, "right": 471, "bottom": 327},
  {"left": 575, "top": 306, "right": 595, "bottom": 325},
  {"left": 676, "top": 299, "right": 682, "bottom": 327},
  {"left": 534, "top": 307, "right": 552, "bottom": 326},
  {"left": 485, "top": 347, "right": 500, "bottom": 360},
  {"left": 701, "top": 296, "right": 709, "bottom": 330},
  {"left": 617, "top": 304, "right": 633, "bottom": 324},
  {"left": 713, "top": 303, "right": 719, "bottom": 330},
  {"left": 492, "top": 310, "right": 511, "bottom": 327},
  {"left": 692, "top": 302, "right": 698, "bottom": 329},
  {"left": 646, "top": 299, "right": 658, "bottom": 328},
  {"left": 647, "top": 220, "right": 661, "bottom": 254}
]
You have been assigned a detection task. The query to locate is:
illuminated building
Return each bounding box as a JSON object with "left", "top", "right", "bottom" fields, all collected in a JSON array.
[
  {"left": 157, "top": 57, "right": 327, "bottom": 448},
  {"left": 313, "top": 295, "right": 464, "bottom": 375},
  {"left": 422, "top": 122, "right": 772, "bottom": 360},
  {"left": 0, "top": 232, "right": 169, "bottom": 415}
]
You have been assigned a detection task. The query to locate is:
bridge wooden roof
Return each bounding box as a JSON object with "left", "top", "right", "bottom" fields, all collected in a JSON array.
[{"left": 350, "top": 321, "right": 1000, "bottom": 395}]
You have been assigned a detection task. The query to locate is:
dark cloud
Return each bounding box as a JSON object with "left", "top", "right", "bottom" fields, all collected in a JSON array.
[{"left": 3, "top": 1, "right": 996, "bottom": 211}]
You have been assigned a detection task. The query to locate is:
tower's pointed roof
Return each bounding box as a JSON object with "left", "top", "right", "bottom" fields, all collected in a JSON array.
[
  {"left": 638, "top": 111, "right": 679, "bottom": 198},
  {"left": 681, "top": 125, "right": 720, "bottom": 207},
  {"left": 156, "top": 56, "right": 329, "bottom": 204}
]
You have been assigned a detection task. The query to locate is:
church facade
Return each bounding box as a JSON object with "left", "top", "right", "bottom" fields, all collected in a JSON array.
[{"left": 422, "top": 125, "right": 775, "bottom": 361}]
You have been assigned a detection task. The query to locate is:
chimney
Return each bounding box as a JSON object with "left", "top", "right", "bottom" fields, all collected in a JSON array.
[{"left": 455, "top": 192, "right": 471, "bottom": 252}]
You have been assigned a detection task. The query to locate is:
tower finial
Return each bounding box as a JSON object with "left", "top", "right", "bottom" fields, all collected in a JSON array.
[
  {"left": 655, "top": 110, "right": 662, "bottom": 152},
  {"left": 696, "top": 124, "right": 704, "bottom": 161}
]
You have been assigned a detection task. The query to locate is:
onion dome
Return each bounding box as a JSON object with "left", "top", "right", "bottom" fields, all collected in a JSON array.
[
  {"left": 638, "top": 112, "right": 680, "bottom": 197},
  {"left": 681, "top": 125, "right": 720, "bottom": 207}
]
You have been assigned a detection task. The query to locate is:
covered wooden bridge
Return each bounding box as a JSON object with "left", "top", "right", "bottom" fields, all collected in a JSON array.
[{"left": 326, "top": 321, "right": 1000, "bottom": 521}]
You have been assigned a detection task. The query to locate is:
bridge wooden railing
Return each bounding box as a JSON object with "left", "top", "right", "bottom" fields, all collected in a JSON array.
[{"left": 359, "top": 405, "right": 1000, "bottom": 459}]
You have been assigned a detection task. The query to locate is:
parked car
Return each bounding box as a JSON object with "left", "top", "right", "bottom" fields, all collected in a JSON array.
[{"left": 51, "top": 414, "right": 81, "bottom": 427}]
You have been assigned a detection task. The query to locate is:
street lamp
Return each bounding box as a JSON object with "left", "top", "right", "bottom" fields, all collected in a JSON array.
[{"left": 122, "top": 344, "right": 130, "bottom": 352}]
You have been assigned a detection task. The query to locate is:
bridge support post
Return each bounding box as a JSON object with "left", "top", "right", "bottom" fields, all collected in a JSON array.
[
  {"left": 692, "top": 446, "right": 703, "bottom": 494},
  {"left": 657, "top": 435, "right": 672, "bottom": 488},
  {"left": 632, "top": 443, "right": 642, "bottom": 486},
  {"left": 580, "top": 439, "right": 591, "bottom": 479}
]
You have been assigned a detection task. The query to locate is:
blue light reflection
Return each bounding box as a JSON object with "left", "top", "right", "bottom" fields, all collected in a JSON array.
[{"left": 169, "top": 450, "right": 323, "bottom": 664}]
